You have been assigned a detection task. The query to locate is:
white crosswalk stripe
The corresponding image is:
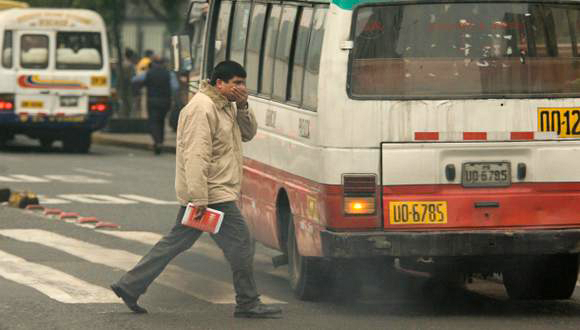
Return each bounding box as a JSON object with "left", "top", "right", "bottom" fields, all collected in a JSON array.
[
  {"left": 100, "top": 230, "right": 273, "bottom": 265},
  {"left": 0, "top": 229, "right": 285, "bottom": 305},
  {"left": 0, "top": 250, "right": 118, "bottom": 304}
]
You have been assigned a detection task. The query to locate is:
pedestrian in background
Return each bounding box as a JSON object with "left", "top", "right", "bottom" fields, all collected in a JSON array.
[
  {"left": 123, "top": 48, "right": 138, "bottom": 115},
  {"left": 111, "top": 60, "right": 282, "bottom": 319},
  {"left": 131, "top": 55, "right": 178, "bottom": 154},
  {"left": 134, "top": 50, "right": 154, "bottom": 117},
  {"left": 135, "top": 49, "right": 154, "bottom": 74}
]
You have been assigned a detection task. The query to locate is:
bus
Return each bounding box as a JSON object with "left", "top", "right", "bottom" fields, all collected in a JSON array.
[
  {"left": 176, "top": 0, "right": 580, "bottom": 300},
  {"left": 0, "top": 8, "right": 111, "bottom": 153}
]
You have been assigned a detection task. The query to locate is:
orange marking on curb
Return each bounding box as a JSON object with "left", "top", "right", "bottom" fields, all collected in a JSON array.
[
  {"left": 43, "top": 208, "right": 62, "bottom": 216},
  {"left": 77, "top": 217, "right": 99, "bottom": 224},
  {"left": 94, "top": 221, "right": 119, "bottom": 229},
  {"left": 59, "top": 212, "right": 80, "bottom": 220},
  {"left": 25, "top": 205, "right": 45, "bottom": 211}
]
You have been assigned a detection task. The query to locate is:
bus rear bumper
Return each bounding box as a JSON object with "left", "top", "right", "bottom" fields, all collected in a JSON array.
[{"left": 320, "top": 228, "right": 580, "bottom": 258}]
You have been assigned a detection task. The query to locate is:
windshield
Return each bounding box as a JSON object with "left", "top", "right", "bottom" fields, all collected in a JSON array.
[
  {"left": 56, "top": 32, "right": 103, "bottom": 70},
  {"left": 350, "top": 2, "right": 580, "bottom": 99}
]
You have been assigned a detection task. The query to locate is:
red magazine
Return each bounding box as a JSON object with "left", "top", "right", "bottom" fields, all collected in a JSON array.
[{"left": 181, "top": 203, "right": 225, "bottom": 234}]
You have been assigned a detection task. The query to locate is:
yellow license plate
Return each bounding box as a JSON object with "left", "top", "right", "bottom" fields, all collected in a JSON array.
[
  {"left": 538, "top": 107, "right": 580, "bottom": 138},
  {"left": 389, "top": 201, "right": 448, "bottom": 225},
  {"left": 21, "top": 100, "right": 43, "bottom": 108},
  {"left": 91, "top": 76, "right": 107, "bottom": 86}
]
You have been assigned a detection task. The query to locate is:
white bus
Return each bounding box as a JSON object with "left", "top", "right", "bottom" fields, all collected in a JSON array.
[
  {"left": 177, "top": 0, "right": 580, "bottom": 301},
  {"left": 0, "top": 8, "right": 111, "bottom": 153}
]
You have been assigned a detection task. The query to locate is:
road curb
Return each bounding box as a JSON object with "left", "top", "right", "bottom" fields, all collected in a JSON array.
[{"left": 92, "top": 133, "right": 176, "bottom": 154}]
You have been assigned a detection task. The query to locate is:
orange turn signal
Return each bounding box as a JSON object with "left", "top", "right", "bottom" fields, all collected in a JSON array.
[{"left": 344, "top": 197, "right": 375, "bottom": 215}]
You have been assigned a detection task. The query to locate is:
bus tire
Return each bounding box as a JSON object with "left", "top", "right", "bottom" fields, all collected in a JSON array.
[
  {"left": 503, "top": 255, "right": 578, "bottom": 300},
  {"left": 63, "top": 131, "right": 91, "bottom": 153},
  {"left": 287, "top": 216, "right": 325, "bottom": 301}
]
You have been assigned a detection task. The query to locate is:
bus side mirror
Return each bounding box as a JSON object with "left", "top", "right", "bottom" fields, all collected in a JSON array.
[{"left": 171, "top": 34, "right": 192, "bottom": 73}]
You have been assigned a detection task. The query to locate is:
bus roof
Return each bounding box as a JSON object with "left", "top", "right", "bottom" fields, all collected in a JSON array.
[
  {"left": 0, "top": 8, "right": 105, "bottom": 31},
  {"left": 331, "top": 0, "right": 580, "bottom": 10}
]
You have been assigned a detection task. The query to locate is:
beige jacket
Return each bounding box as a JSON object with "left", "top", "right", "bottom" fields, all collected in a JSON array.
[{"left": 175, "top": 81, "right": 258, "bottom": 206}]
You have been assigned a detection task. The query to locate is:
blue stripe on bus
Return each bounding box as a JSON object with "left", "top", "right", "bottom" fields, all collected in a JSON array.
[{"left": 332, "top": 0, "right": 389, "bottom": 10}]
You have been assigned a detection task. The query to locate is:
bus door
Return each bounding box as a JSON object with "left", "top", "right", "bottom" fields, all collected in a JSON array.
[{"left": 14, "top": 31, "right": 56, "bottom": 118}]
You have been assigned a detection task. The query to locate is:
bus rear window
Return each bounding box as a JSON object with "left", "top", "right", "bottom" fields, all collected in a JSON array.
[
  {"left": 2, "top": 30, "right": 12, "bottom": 68},
  {"left": 56, "top": 32, "right": 103, "bottom": 70},
  {"left": 350, "top": 2, "right": 580, "bottom": 99},
  {"left": 20, "top": 34, "right": 48, "bottom": 69}
]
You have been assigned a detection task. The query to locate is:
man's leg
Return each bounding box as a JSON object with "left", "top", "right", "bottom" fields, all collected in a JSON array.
[
  {"left": 210, "top": 202, "right": 282, "bottom": 318},
  {"left": 113, "top": 207, "right": 203, "bottom": 307}
]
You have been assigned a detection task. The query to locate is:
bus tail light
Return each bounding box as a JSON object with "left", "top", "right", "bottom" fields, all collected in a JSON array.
[
  {"left": 89, "top": 96, "right": 111, "bottom": 113},
  {"left": 0, "top": 94, "right": 14, "bottom": 111},
  {"left": 343, "top": 174, "right": 377, "bottom": 215}
]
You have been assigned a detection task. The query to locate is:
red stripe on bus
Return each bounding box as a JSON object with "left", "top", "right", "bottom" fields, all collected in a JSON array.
[
  {"left": 415, "top": 132, "right": 439, "bottom": 140},
  {"left": 510, "top": 132, "right": 534, "bottom": 140},
  {"left": 463, "top": 132, "right": 487, "bottom": 140}
]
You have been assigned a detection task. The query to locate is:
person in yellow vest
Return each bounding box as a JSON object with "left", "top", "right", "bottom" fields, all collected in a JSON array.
[
  {"left": 136, "top": 49, "right": 154, "bottom": 74},
  {"left": 134, "top": 50, "right": 154, "bottom": 117}
]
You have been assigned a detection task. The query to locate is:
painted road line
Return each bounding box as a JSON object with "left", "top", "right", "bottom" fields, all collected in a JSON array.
[
  {"left": 0, "top": 229, "right": 285, "bottom": 305},
  {"left": 43, "top": 175, "right": 109, "bottom": 184},
  {"left": 56, "top": 194, "right": 138, "bottom": 204},
  {"left": 0, "top": 174, "right": 108, "bottom": 184},
  {"left": 119, "top": 194, "right": 178, "bottom": 205},
  {"left": 73, "top": 168, "right": 113, "bottom": 177},
  {"left": 38, "top": 195, "right": 71, "bottom": 205},
  {"left": 0, "top": 250, "right": 118, "bottom": 304},
  {"left": 100, "top": 230, "right": 272, "bottom": 265}
]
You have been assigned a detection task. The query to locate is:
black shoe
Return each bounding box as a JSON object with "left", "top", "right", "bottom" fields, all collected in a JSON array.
[
  {"left": 153, "top": 145, "right": 162, "bottom": 155},
  {"left": 234, "top": 303, "right": 282, "bottom": 319},
  {"left": 111, "top": 284, "right": 148, "bottom": 314}
]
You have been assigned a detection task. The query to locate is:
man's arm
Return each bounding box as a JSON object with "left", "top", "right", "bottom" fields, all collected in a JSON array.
[
  {"left": 181, "top": 107, "right": 213, "bottom": 208},
  {"left": 231, "top": 87, "right": 257, "bottom": 141},
  {"left": 236, "top": 103, "right": 258, "bottom": 142}
]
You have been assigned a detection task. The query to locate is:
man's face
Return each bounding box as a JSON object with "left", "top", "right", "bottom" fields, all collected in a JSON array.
[{"left": 216, "top": 76, "right": 246, "bottom": 101}]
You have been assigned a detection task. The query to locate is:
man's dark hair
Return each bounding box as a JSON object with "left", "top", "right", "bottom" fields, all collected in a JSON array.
[
  {"left": 210, "top": 61, "right": 246, "bottom": 86},
  {"left": 144, "top": 49, "right": 154, "bottom": 57}
]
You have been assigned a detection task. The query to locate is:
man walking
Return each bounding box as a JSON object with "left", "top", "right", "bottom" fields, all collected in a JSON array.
[
  {"left": 111, "top": 61, "right": 282, "bottom": 319},
  {"left": 132, "top": 56, "right": 178, "bottom": 154}
]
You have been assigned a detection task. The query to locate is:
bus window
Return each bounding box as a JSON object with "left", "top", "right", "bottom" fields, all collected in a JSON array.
[
  {"left": 214, "top": 0, "right": 232, "bottom": 65},
  {"left": 552, "top": 8, "right": 575, "bottom": 57},
  {"left": 56, "top": 32, "right": 102, "bottom": 70},
  {"left": 261, "top": 4, "right": 282, "bottom": 97},
  {"left": 230, "top": 1, "right": 251, "bottom": 65},
  {"left": 246, "top": 3, "right": 267, "bottom": 93},
  {"left": 290, "top": 7, "right": 313, "bottom": 104},
  {"left": 272, "top": 5, "right": 298, "bottom": 101},
  {"left": 2, "top": 30, "right": 12, "bottom": 68},
  {"left": 350, "top": 3, "right": 580, "bottom": 99},
  {"left": 20, "top": 34, "right": 48, "bottom": 69},
  {"left": 303, "top": 7, "right": 327, "bottom": 110}
]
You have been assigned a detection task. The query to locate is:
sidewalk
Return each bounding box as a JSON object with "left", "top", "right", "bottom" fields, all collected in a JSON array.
[{"left": 92, "top": 126, "right": 177, "bottom": 153}]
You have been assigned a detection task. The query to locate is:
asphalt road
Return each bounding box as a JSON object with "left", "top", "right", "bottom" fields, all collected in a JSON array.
[{"left": 1, "top": 137, "right": 580, "bottom": 330}]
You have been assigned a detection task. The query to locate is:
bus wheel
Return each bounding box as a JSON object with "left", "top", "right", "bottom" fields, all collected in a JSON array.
[
  {"left": 503, "top": 254, "right": 578, "bottom": 300},
  {"left": 63, "top": 131, "right": 91, "bottom": 153},
  {"left": 287, "top": 217, "right": 325, "bottom": 301}
]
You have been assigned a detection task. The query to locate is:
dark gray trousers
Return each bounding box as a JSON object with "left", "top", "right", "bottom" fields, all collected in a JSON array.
[{"left": 115, "top": 201, "right": 260, "bottom": 307}]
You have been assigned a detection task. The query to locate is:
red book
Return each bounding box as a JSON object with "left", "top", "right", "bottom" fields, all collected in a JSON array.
[{"left": 181, "top": 203, "right": 224, "bottom": 234}]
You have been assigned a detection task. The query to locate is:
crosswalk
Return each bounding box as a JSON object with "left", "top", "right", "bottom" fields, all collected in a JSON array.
[{"left": 0, "top": 226, "right": 287, "bottom": 306}]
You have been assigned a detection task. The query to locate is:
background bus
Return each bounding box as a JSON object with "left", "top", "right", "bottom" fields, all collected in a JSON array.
[
  {"left": 177, "top": 0, "right": 580, "bottom": 301},
  {"left": 0, "top": 8, "right": 111, "bottom": 153}
]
